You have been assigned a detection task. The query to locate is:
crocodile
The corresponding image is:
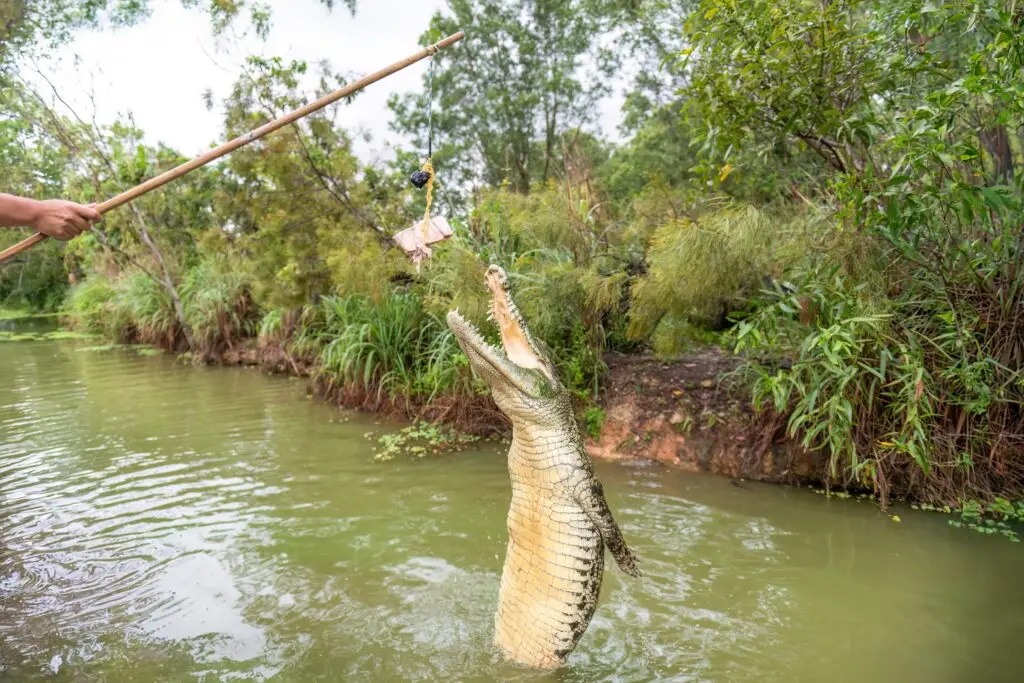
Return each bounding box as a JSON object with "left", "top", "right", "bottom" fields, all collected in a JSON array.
[{"left": 446, "top": 264, "right": 640, "bottom": 670}]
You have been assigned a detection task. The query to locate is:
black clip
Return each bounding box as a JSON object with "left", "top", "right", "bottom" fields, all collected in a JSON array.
[{"left": 410, "top": 169, "right": 432, "bottom": 188}]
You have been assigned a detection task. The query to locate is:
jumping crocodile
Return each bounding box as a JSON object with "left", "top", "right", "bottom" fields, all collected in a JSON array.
[{"left": 446, "top": 264, "right": 640, "bottom": 670}]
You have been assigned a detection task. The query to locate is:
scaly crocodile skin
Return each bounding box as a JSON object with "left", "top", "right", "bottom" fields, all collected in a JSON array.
[{"left": 447, "top": 265, "right": 640, "bottom": 670}]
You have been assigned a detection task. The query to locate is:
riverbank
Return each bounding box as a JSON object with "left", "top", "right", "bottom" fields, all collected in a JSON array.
[
  {"left": 589, "top": 351, "right": 824, "bottom": 484},
  {"left": 12, "top": 307, "right": 819, "bottom": 484},
  {"left": 1, "top": 301, "right": 831, "bottom": 488},
  {"left": 210, "top": 335, "right": 825, "bottom": 485}
]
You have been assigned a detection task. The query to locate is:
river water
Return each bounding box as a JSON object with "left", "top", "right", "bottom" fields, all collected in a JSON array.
[{"left": 1, "top": 329, "right": 1023, "bottom": 681}]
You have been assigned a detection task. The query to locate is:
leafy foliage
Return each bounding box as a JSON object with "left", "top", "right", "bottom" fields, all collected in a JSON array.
[
  {"left": 294, "top": 291, "right": 479, "bottom": 407},
  {"left": 628, "top": 200, "right": 776, "bottom": 346},
  {"left": 180, "top": 255, "right": 257, "bottom": 355},
  {"left": 705, "top": 0, "right": 1024, "bottom": 505}
]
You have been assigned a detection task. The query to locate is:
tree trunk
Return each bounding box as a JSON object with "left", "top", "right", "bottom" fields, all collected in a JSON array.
[
  {"left": 980, "top": 124, "right": 1014, "bottom": 183},
  {"left": 515, "top": 151, "right": 531, "bottom": 195},
  {"left": 127, "top": 203, "right": 196, "bottom": 351},
  {"left": 542, "top": 104, "right": 558, "bottom": 184}
]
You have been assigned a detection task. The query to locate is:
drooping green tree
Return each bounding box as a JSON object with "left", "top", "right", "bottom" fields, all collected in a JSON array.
[
  {"left": 0, "top": 0, "right": 359, "bottom": 319},
  {"left": 212, "top": 55, "right": 413, "bottom": 310}
]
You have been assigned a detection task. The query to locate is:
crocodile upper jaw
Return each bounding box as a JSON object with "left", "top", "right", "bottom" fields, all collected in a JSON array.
[{"left": 446, "top": 264, "right": 561, "bottom": 401}]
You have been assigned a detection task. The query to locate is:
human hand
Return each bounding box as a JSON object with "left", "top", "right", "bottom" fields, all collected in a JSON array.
[{"left": 30, "top": 200, "right": 101, "bottom": 241}]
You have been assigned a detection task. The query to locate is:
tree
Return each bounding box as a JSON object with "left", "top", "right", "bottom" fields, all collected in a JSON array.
[
  {"left": 1, "top": 0, "right": 362, "bottom": 325},
  {"left": 0, "top": 79, "right": 76, "bottom": 310},
  {"left": 213, "top": 56, "right": 411, "bottom": 309},
  {"left": 678, "top": 0, "right": 1023, "bottom": 191},
  {"left": 4, "top": 71, "right": 225, "bottom": 344},
  {"left": 690, "top": 0, "right": 1024, "bottom": 502},
  {"left": 388, "top": 0, "right": 618, "bottom": 204}
]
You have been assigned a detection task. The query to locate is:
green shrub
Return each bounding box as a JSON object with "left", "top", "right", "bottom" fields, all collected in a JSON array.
[
  {"left": 65, "top": 275, "right": 122, "bottom": 337},
  {"left": 258, "top": 308, "right": 286, "bottom": 344},
  {"left": 417, "top": 187, "right": 637, "bottom": 399},
  {"left": 0, "top": 235, "right": 71, "bottom": 313},
  {"left": 733, "top": 213, "right": 1024, "bottom": 506},
  {"left": 64, "top": 270, "right": 176, "bottom": 345},
  {"left": 115, "top": 271, "right": 177, "bottom": 345},
  {"left": 583, "top": 405, "right": 606, "bottom": 440},
  {"left": 733, "top": 272, "right": 896, "bottom": 483},
  {"left": 627, "top": 201, "right": 777, "bottom": 351},
  {"left": 180, "top": 256, "right": 256, "bottom": 354},
  {"left": 299, "top": 291, "right": 478, "bottom": 405},
  {"left": 650, "top": 315, "right": 723, "bottom": 358}
]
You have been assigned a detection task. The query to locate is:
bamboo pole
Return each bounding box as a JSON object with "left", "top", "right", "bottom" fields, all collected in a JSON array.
[{"left": 0, "top": 30, "right": 465, "bottom": 266}]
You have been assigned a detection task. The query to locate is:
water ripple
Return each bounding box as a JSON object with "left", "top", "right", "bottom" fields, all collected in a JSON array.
[{"left": 2, "top": 337, "right": 1024, "bottom": 682}]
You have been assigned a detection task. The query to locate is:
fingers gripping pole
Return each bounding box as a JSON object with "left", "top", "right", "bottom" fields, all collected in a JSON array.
[{"left": 0, "top": 30, "right": 466, "bottom": 266}]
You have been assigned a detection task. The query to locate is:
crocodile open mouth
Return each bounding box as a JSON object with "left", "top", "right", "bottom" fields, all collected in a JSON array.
[
  {"left": 446, "top": 265, "right": 553, "bottom": 396},
  {"left": 483, "top": 266, "right": 551, "bottom": 379}
]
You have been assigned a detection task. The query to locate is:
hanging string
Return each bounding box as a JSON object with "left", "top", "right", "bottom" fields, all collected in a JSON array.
[
  {"left": 426, "top": 51, "right": 435, "bottom": 159},
  {"left": 394, "top": 50, "right": 447, "bottom": 272},
  {"left": 418, "top": 54, "right": 436, "bottom": 245},
  {"left": 419, "top": 157, "right": 435, "bottom": 241}
]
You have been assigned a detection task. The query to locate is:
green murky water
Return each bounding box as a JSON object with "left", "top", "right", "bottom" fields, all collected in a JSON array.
[{"left": 2, "top": 327, "right": 1023, "bottom": 681}]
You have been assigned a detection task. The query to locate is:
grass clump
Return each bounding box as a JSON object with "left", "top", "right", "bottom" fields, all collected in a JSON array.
[
  {"left": 64, "top": 270, "right": 177, "bottom": 347},
  {"left": 65, "top": 257, "right": 257, "bottom": 358},
  {"left": 180, "top": 256, "right": 257, "bottom": 356},
  {"left": 295, "top": 291, "right": 479, "bottom": 411},
  {"left": 114, "top": 271, "right": 179, "bottom": 347},
  {"left": 64, "top": 276, "right": 129, "bottom": 340}
]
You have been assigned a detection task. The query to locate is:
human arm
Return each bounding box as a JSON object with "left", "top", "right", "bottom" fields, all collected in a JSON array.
[{"left": 0, "top": 193, "right": 101, "bottom": 241}]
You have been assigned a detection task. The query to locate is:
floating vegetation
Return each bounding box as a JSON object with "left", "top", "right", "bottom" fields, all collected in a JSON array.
[
  {"left": 0, "top": 308, "right": 59, "bottom": 321},
  {"left": 0, "top": 329, "right": 97, "bottom": 342},
  {"left": 917, "top": 498, "right": 1024, "bottom": 543},
  {"left": 0, "top": 332, "right": 43, "bottom": 342},
  {"left": 43, "top": 330, "right": 96, "bottom": 340},
  {"left": 75, "top": 344, "right": 134, "bottom": 353},
  {"left": 807, "top": 485, "right": 1023, "bottom": 542},
  {"left": 809, "top": 487, "right": 857, "bottom": 500},
  {"left": 369, "top": 421, "right": 481, "bottom": 462},
  {"left": 0, "top": 308, "right": 31, "bottom": 321}
]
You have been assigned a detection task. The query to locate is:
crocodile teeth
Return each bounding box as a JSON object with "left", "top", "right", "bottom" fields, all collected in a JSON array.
[{"left": 450, "top": 310, "right": 507, "bottom": 360}]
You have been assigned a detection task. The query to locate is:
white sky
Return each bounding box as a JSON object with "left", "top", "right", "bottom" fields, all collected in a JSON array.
[{"left": 23, "top": 0, "right": 627, "bottom": 167}]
